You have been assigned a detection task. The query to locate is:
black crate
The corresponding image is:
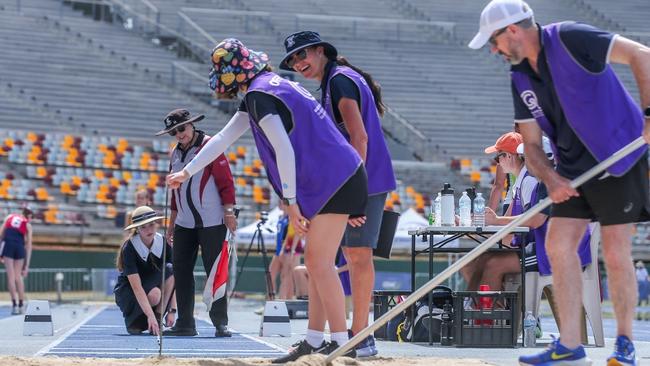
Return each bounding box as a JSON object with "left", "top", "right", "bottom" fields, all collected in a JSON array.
[
  {"left": 373, "top": 290, "right": 411, "bottom": 340},
  {"left": 453, "top": 291, "right": 519, "bottom": 348}
]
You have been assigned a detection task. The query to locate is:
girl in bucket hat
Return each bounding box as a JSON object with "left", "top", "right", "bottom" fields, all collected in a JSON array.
[
  {"left": 280, "top": 30, "right": 396, "bottom": 357},
  {"left": 168, "top": 38, "right": 367, "bottom": 362},
  {"left": 114, "top": 206, "right": 176, "bottom": 336}
]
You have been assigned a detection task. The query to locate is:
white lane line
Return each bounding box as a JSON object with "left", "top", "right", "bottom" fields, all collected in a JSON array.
[
  {"left": 35, "top": 305, "right": 107, "bottom": 356},
  {"left": 51, "top": 347, "right": 282, "bottom": 352},
  {"left": 194, "top": 313, "right": 287, "bottom": 353},
  {"left": 47, "top": 351, "right": 283, "bottom": 356}
]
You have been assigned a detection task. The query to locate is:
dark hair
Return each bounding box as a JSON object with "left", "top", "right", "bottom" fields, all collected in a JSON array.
[
  {"left": 516, "top": 16, "right": 535, "bottom": 29},
  {"left": 115, "top": 240, "right": 129, "bottom": 272},
  {"left": 334, "top": 56, "right": 385, "bottom": 116}
]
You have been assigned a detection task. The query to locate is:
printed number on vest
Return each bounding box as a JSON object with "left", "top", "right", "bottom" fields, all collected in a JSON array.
[{"left": 9, "top": 216, "right": 22, "bottom": 229}]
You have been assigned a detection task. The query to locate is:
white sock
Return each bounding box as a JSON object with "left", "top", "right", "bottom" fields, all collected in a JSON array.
[
  {"left": 305, "top": 329, "right": 325, "bottom": 348},
  {"left": 331, "top": 331, "right": 349, "bottom": 346}
]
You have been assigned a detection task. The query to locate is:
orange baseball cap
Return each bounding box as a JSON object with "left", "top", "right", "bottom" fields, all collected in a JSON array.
[{"left": 484, "top": 132, "right": 523, "bottom": 154}]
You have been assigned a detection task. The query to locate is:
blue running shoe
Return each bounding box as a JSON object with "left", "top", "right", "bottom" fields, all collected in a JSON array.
[
  {"left": 518, "top": 336, "right": 591, "bottom": 366},
  {"left": 348, "top": 329, "right": 378, "bottom": 357},
  {"left": 607, "top": 335, "right": 637, "bottom": 366}
]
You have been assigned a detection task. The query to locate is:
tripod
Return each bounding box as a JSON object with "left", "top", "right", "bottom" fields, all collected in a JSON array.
[{"left": 231, "top": 215, "right": 275, "bottom": 300}]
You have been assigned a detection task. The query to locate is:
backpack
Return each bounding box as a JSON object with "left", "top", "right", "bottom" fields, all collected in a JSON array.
[{"left": 396, "top": 285, "right": 453, "bottom": 342}]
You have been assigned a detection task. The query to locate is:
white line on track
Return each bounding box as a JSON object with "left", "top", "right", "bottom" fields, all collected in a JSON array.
[
  {"left": 195, "top": 313, "right": 287, "bottom": 353},
  {"left": 35, "top": 305, "right": 107, "bottom": 356},
  {"left": 47, "top": 351, "right": 283, "bottom": 356}
]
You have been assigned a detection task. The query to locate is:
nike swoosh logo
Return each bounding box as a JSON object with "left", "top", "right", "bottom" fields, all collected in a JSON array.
[{"left": 551, "top": 352, "right": 573, "bottom": 360}]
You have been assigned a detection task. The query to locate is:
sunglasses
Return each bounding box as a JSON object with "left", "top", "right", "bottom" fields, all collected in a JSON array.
[
  {"left": 488, "top": 27, "right": 508, "bottom": 46},
  {"left": 168, "top": 125, "right": 187, "bottom": 137},
  {"left": 494, "top": 152, "right": 507, "bottom": 163},
  {"left": 287, "top": 49, "right": 308, "bottom": 69}
]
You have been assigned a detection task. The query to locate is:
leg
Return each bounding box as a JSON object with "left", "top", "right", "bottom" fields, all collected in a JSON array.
[
  {"left": 172, "top": 226, "right": 199, "bottom": 329},
  {"left": 279, "top": 254, "right": 298, "bottom": 299},
  {"left": 601, "top": 223, "right": 636, "bottom": 339},
  {"left": 343, "top": 246, "right": 374, "bottom": 335},
  {"left": 13, "top": 259, "right": 25, "bottom": 305},
  {"left": 481, "top": 252, "right": 521, "bottom": 292},
  {"left": 147, "top": 287, "right": 161, "bottom": 307},
  {"left": 304, "top": 214, "right": 349, "bottom": 333},
  {"left": 293, "top": 265, "right": 309, "bottom": 298},
  {"left": 269, "top": 255, "right": 280, "bottom": 295},
  {"left": 4, "top": 258, "right": 17, "bottom": 305},
  {"left": 198, "top": 225, "right": 229, "bottom": 327},
  {"left": 461, "top": 253, "right": 496, "bottom": 291},
  {"left": 545, "top": 217, "right": 589, "bottom": 348}
]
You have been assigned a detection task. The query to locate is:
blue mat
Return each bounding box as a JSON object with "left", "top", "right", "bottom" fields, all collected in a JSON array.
[{"left": 44, "top": 306, "right": 285, "bottom": 358}]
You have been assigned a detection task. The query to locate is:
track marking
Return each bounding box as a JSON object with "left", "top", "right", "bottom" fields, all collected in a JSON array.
[{"left": 35, "top": 305, "right": 107, "bottom": 356}]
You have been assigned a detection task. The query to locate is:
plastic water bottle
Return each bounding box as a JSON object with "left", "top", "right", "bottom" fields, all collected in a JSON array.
[
  {"left": 459, "top": 191, "right": 472, "bottom": 227},
  {"left": 523, "top": 311, "right": 536, "bottom": 347},
  {"left": 434, "top": 193, "right": 441, "bottom": 226},
  {"left": 428, "top": 204, "right": 434, "bottom": 225},
  {"left": 440, "top": 300, "right": 454, "bottom": 346},
  {"left": 473, "top": 192, "right": 486, "bottom": 227}
]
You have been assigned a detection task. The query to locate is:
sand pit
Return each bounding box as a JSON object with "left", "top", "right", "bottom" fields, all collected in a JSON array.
[{"left": 0, "top": 355, "right": 495, "bottom": 366}]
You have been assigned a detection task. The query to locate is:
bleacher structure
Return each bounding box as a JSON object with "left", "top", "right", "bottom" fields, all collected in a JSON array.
[{"left": 0, "top": 0, "right": 649, "bottom": 257}]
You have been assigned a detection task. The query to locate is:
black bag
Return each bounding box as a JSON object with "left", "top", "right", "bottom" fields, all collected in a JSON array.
[{"left": 398, "top": 286, "right": 453, "bottom": 342}]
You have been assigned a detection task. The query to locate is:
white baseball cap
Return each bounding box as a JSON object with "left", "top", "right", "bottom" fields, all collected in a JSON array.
[
  {"left": 516, "top": 136, "right": 554, "bottom": 159},
  {"left": 468, "top": 0, "right": 534, "bottom": 49}
]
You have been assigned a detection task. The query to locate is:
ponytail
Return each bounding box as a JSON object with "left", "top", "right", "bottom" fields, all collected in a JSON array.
[
  {"left": 115, "top": 231, "right": 137, "bottom": 272},
  {"left": 335, "top": 56, "right": 385, "bottom": 116}
]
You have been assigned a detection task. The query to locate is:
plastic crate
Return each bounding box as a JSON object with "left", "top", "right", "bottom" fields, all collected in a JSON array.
[
  {"left": 373, "top": 290, "right": 411, "bottom": 340},
  {"left": 453, "top": 291, "right": 519, "bottom": 348}
]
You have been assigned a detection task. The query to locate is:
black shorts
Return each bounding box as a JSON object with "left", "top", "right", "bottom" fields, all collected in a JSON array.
[
  {"left": 551, "top": 154, "right": 650, "bottom": 225},
  {"left": 319, "top": 165, "right": 368, "bottom": 218}
]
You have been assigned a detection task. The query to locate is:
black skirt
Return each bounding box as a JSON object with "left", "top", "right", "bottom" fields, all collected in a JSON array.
[
  {"left": 114, "top": 263, "right": 173, "bottom": 329},
  {"left": 319, "top": 165, "right": 368, "bottom": 218}
]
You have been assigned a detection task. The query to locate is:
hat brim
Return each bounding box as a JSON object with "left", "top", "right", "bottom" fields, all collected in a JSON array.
[
  {"left": 484, "top": 145, "right": 498, "bottom": 154},
  {"left": 279, "top": 41, "right": 338, "bottom": 71},
  {"left": 154, "top": 114, "right": 205, "bottom": 136},
  {"left": 124, "top": 215, "right": 165, "bottom": 230},
  {"left": 468, "top": 31, "right": 491, "bottom": 50}
]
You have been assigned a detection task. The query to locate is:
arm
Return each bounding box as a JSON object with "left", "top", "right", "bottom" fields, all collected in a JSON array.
[
  {"left": 168, "top": 112, "right": 250, "bottom": 185},
  {"left": 210, "top": 153, "right": 237, "bottom": 232},
  {"left": 338, "top": 97, "right": 368, "bottom": 162},
  {"left": 258, "top": 114, "right": 308, "bottom": 234},
  {"left": 0, "top": 216, "right": 9, "bottom": 241},
  {"left": 22, "top": 222, "right": 33, "bottom": 276},
  {"left": 609, "top": 36, "right": 650, "bottom": 140},
  {"left": 488, "top": 164, "right": 506, "bottom": 211},
  {"left": 519, "top": 123, "right": 579, "bottom": 203}
]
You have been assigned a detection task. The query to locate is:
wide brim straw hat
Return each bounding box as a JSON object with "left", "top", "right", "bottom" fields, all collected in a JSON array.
[{"left": 124, "top": 206, "right": 165, "bottom": 230}]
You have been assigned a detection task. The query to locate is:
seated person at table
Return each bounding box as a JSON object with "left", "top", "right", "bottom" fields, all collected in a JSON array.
[{"left": 462, "top": 134, "right": 591, "bottom": 296}]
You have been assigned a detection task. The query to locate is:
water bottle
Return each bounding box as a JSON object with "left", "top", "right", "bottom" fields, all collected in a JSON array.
[
  {"left": 440, "top": 300, "right": 454, "bottom": 346},
  {"left": 523, "top": 311, "right": 536, "bottom": 347},
  {"left": 473, "top": 192, "right": 486, "bottom": 227},
  {"left": 434, "top": 193, "right": 441, "bottom": 226},
  {"left": 428, "top": 204, "right": 434, "bottom": 226},
  {"left": 459, "top": 191, "right": 472, "bottom": 227},
  {"left": 440, "top": 183, "right": 455, "bottom": 226}
]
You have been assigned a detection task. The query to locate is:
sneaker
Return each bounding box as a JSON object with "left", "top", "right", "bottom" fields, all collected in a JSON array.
[
  {"left": 518, "top": 336, "right": 591, "bottom": 366},
  {"left": 271, "top": 339, "right": 326, "bottom": 364},
  {"left": 162, "top": 326, "right": 198, "bottom": 336},
  {"left": 18, "top": 305, "right": 24, "bottom": 314},
  {"left": 607, "top": 335, "right": 638, "bottom": 366},
  {"left": 319, "top": 341, "right": 356, "bottom": 358},
  {"left": 347, "top": 330, "right": 378, "bottom": 357},
  {"left": 11, "top": 306, "right": 20, "bottom": 315}
]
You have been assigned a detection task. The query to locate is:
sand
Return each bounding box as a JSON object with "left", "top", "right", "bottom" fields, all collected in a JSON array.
[{"left": 0, "top": 355, "right": 495, "bottom": 366}]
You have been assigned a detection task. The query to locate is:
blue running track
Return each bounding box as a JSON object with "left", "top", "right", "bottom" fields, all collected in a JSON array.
[{"left": 41, "top": 306, "right": 285, "bottom": 358}]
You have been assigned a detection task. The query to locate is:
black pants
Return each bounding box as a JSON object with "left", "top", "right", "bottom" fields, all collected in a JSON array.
[{"left": 173, "top": 224, "right": 228, "bottom": 329}]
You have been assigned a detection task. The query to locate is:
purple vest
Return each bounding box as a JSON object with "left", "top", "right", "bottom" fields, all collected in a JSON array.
[
  {"left": 510, "top": 171, "right": 591, "bottom": 275},
  {"left": 247, "top": 72, "right": 362, "bottom": 219},
  {"left": 323, "top": 66, "right": 396, "bottom": 195},
  {"left": 511, "top": 22, "right": 646, "bottom": 176}
]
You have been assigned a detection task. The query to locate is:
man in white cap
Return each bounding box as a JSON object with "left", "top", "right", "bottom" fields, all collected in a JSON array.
[{"left": 469, "top": 1, "right": 650, "bottom": 365}]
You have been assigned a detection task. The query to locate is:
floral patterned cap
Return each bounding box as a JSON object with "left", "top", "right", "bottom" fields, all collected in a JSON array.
[{"left": 208, "top": 38, "right": 269, "bottom": 95}]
